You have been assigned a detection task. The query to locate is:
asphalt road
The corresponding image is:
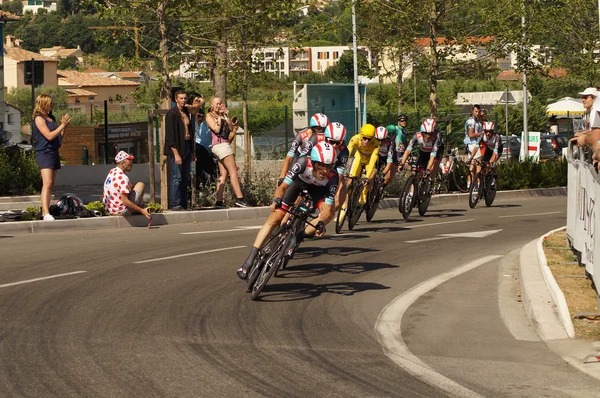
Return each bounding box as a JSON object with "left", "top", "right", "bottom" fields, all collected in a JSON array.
[{"left": 1, "top": 195, "right": 599, "bottom": 397}]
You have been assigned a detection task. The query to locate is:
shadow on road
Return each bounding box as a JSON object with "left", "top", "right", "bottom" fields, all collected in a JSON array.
[
  {"left": 0, "top": 236, "right": 13, "bottom": 239},
  {"left": 278, "top": 261, "right": 398, "bottom": 279},
  {"left": 493, "top": 204, "right": 522, "bottom": 208},
  {"left": 321, "top": 234, "right": 370, "bottom": 241},
  {"left": 257, "top": 280, "right": 391, "bottom": 302},
  {"left": 295, "top": 246, "right": 379, "bottom": 259}
]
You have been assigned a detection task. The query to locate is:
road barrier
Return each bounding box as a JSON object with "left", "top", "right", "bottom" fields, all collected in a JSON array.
[{"left": 566, "top": 142, "right": 599, "bottom": 301}]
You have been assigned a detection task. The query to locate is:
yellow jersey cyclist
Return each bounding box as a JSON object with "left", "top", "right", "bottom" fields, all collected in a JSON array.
[
  {"left": 277, "top": 113, "right": 329, "bottom": 186},
  {"left": 398, "top": 118, "right": 444, "bottom": 181},
  {"left": 237, "top": 141, "right": 339, "bottom": 280},
  {"left": 341, "top": 124, "right": 380, "bottom": 213},
  {"left": 467, "top": 121, "right": 500, "bottom": 187}
]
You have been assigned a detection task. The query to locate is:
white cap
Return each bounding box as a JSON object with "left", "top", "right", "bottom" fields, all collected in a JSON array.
[{"left": 578, "top": 87, "right": 598, "bottom": 97}]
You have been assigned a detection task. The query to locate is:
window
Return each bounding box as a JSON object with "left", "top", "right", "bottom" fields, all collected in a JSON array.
[
  {"left": 326, "top": 52, "right": 330, "bottom": 59},
  {"left": 326, "top": 61, "right": 330, "bottom": 68},
  {"left": 333, "top": 52, "right": 339, "bottom": 60},
  {"left": 317, "top": 61, "right": 321, "bottom": 71},
  {"left": 7, "top": 114, "right": 13, "bottom": 125}
]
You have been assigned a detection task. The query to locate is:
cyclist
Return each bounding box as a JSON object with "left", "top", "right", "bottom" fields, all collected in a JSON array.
[
  {"left": 237, "top": 141, "right": 339, "bottom": 279},
  {"left": 396, "top": 114, "right": 408, "bottom": 154},
  {"left": 323, "top": 122, "right": 349, "bottom": 211},
  {"left": 277, "top": 113, "right": 328, "bottom": 185},
  {"left": 464, "top": 105, "right": 482, "bottom": 187},
  {"left": 466, "top": 121, "right": 499, "bottom": 185},
  {"left": 398, "top": 119, "right": 444, "bottom": 182},
  {"left": 339, "top": 124, "right": 380, "bottom": 218},
  {"left": 375, "top": 126, "right": 398, "bottom": 186}
]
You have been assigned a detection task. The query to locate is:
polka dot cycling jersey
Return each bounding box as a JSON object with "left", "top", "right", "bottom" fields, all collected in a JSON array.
[{"left": 102, "top": 167, "right": 131, "bottom": 215}]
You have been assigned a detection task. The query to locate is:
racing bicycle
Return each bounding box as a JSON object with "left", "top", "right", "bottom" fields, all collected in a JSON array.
[
  {"left": 468, "top": 160, "right": 498, "bottom": 208},
  {"left": 335, "top": 175, "right": 368, "bottom": 233},
  {"left": 365, "top": 162, "right": 387, "bottom": 222},
  {"left": 398, "top": 163, "right": 434, "bottom": 219},
  {"left": 246, "top": 190, "right": 321, "bottom": 300},
  {"left": 434, "top": 147, "right": 470, "bottom": 193}
]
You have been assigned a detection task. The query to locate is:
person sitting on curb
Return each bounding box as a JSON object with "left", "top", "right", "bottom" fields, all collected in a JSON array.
[{"left": 102, "top": 151, "right": 151, "bottom": 219}]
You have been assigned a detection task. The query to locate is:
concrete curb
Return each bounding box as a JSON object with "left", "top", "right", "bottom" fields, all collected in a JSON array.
[
  {"left": 0, "top": 206, "right": 272, "bottom": 235},
  {"left": 378, "top": 186, "right": 567, "bottom": 209},
  {"left": 537, "top": 226, "right": 575, "bottom": 338}
]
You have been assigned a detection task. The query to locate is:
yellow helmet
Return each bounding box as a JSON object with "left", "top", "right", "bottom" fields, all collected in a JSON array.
[{"left": 360, "top": 124, "right": 376, "bottom": 138}]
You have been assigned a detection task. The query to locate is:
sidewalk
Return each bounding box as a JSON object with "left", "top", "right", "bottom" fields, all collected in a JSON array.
[
  {"left": 0, "top": 185, "right": 107, "bottom": 211},
  {"left": 519, "top": 230, "right": 600, "bottom": 382},
  {"left": 0, "top": 186, "right": 567, "bottom": 235}
]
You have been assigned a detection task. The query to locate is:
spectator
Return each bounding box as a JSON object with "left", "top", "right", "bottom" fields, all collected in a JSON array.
[
  {"left": 164, "top": 89, "right": 195, "bottom": 210},
  {"left": 194, "top": 109, "right": 217, "bottom": 189},
  {"left": 206, "top": 96, "right": 248, "bottom": 208},
  {"left": 32, "top": 94, "right": 71, "bottom": 221},
  {"left": 571, "top": 87, "right": 600, "bottom": 164},
  {"left": 464, "top": 104, "right": 482, "bottom": 186},
  {"left": 102, "top": 151, "right": 151, "bottom": 218}
]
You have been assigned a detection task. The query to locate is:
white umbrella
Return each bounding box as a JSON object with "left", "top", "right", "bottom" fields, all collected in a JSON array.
[{"left": 546, "top": 97, "right": 585, "bottom": 117}]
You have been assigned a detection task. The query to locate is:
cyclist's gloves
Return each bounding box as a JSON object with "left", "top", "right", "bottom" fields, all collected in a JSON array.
[
  {"left": 272, "top": 197, "right": 283, "bottom": 209},
  {"left": 315, "top": 220, "right": 325, "bottom": 234},
  {"left": 276, "top": 177, "right": 285, "bottom": 187},
  {"left": 466, "top": 159, "right": 472, "bottom": 165}
]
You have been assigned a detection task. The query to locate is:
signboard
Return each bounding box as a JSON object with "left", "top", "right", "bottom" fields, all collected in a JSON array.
[
  {"left": 498, "top": 88, "right": 516, "bottom": 104},
  {"left": 24, "top": 60, "right": 44, "bottom": 86},
  {"left": 519, "top": 131, "right": 541, "bottom": 162},
  {"left": 107, "top": 125, "right": 142, "bottom": 139}
]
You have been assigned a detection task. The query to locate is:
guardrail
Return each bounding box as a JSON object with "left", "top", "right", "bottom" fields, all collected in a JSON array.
[{"left": 566, "top": 142, "right": 599, "bottom": 303}]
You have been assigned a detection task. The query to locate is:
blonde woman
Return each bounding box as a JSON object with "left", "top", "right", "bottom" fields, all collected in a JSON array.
[
  {"left": 206, "top": 97, "right": 248, "bottom": 208},
  {"left": 32, "top": 94, "right": 71, "bottom": 220}
]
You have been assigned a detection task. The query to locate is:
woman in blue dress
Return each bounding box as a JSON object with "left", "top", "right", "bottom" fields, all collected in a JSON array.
[{"left": 32, "top": 94, "right": 71, "bottom": 220}]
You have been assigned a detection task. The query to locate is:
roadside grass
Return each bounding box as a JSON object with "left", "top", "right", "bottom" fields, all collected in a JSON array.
[{"left": 544, "top": 231, "right": 600, "bottom": 340}]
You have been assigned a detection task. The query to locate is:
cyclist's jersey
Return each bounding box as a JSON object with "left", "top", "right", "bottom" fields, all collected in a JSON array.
[
  {"left": 347, "top": 134, "right": 380, "bottom": 159},
  {"left": 299, "top": 132, "right": 325, "bottom": 157},
  {"left": 377, "top": 137, "right": 396, "bottom": 164},
  {"left": 396, "top": 126, "right": 407, "bottom": 152},
  {"left": 283, "top": 156, "right": 338, "bottom": 206},
  {"left": 334, "top": 144, "right": 349, "bottom": 175},
  {"left": 406, "top": 131, "right": 442, "bottom": 157},
  {"left": 463, "top": 116, "right": 481, "bottom": 145},
  {"left": 287, "top": 128, "right": 314, "bottom": 158},
  {"left": 477, "top": 133, "right": 500, "bottom": 155}
]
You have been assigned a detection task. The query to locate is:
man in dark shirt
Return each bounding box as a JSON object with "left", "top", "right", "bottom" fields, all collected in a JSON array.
[{"left": 164, "top": 89, "right": 194, "bottom": 210}]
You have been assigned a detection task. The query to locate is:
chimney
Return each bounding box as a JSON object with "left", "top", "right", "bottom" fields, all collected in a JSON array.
[{"left": 5, "top": 35, "right": 14, "bottom": 49}]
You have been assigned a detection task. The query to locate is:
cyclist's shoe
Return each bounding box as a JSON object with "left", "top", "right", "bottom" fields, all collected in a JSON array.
[
  {"left": 236, "top": 265, "right": 249, "bottom": 280},
  {"left": 359, "top": 187, "right": 368, "bottom": 205}
]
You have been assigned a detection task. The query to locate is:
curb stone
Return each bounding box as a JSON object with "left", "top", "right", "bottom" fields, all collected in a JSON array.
[
  {"left": 0, "top": 186, "right": 567, "bottom": 235},
  {"left": 519, "top": 229, "right": 600, "bottom": 383}
]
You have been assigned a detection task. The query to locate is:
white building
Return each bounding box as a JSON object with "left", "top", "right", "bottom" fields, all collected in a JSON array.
[
  {"left": 2, "top": 103, "right": 23, "bottom": 145},
  {"left": 22, "top": 0, "right": 57, "bottom": 13},
  {"left": 178, "top": 51, "right": 211, "bottom": 81},
  {"left": 252, "top": 47, "right": 289, "bottom": 78}
]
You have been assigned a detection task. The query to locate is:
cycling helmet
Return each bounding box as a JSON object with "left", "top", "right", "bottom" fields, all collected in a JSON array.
[
  {"left": 398, "top": 113, "right": 408, "bottom": 121},
  {"left": 324, "top": 122, "right": 347, "bottom": 142},
  {"left": 56, "top": 195, "right": 84, "bottom": 215},
  {"left": 360, "top": 123, "right": 376, "bottom": 138},
  {"left": 420, "top": 118, "right": 436, "bottom": 134},
  {"left": 386, "top": 125, "right": 397, "bottom": 134},
  {"left": 309, "top": 113, "right": 329, "bottom": 128},
  {"left": 483, "top": 121, "right": 495, "bottom": 131},
  {"left": 375, "top": 126, "right": 388, "bottom": 140},
  {"left": 310, "top": 141, "right": 336, "bottom": 165}
]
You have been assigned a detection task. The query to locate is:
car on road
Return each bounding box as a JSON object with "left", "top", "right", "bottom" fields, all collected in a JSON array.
[
  {"left": 499, "top": 134, "right": 563, "bottom": 162},
  {"left": 499, "top": 135, "right": 521, "bottom": 161},
  {"left": 541, "top": 133, "right": 568, "bottom": 156}
]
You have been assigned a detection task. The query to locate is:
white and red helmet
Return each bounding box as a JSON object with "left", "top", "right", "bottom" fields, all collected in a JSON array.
[
  {"left": 309, "top": 113, "right": 329, "bottom": 128},
  {"left": 483, "top": 121, "right": 495, "bottom": 131},
  {"left": 420, "top": 118, "right": 436, "bottom": 134},
  {"left": 310, "top": 141, "right": 337, "bottom": 165},
  {"left": 375, "top": 126, "right": 388, "bottom": 140},
  {"left": 324, "top": 122, "right": 347, "bottom": 143}
]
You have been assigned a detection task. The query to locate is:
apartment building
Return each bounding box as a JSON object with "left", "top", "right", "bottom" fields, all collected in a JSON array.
[
  {"left": 22, "top": 0, "right": 57, "bottom": 13},
  {"left": 252, "top": 47, "right": 289, "bottom": 78},
  {"left": 289, "top": 47, "right": 311, "bottom": 76},
  {"left": 312, "top": 45, "right": 372, "bottom": 75}
]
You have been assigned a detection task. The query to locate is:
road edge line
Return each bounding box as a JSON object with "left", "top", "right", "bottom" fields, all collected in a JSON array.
[{"left": 374, "top": 255, "right": 501, "bottom": 398}]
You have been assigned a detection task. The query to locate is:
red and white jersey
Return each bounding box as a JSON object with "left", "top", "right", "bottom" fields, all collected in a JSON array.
[{"left": 102, "top": 167, "right": 131, "bottom": 215}]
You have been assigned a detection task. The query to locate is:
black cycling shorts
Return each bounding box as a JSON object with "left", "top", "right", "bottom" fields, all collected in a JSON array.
[
  {"left": 482, "top": 148, "right": 494, "bottom": 162},
  {"left": 280, "top": 179, "right": 329, "bottom": 212},
  {"left": 416, "top": 144, "right": 444, "bottom": 168}
]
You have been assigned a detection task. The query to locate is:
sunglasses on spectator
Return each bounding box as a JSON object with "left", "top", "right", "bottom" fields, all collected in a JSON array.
[{"left": 582, "top": 95, "right": 592, "bottom": 100}]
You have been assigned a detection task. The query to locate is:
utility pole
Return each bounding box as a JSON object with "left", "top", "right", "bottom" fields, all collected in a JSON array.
[
  {"left": 351, "top": 0, "right": 361, "bottom": 131},
  {"left": 522, "top": 4, "right": 529, "bottom": 161}
]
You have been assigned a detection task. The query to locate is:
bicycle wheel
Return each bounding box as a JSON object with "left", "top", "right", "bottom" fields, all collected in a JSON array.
[
  {"left": 400, "top": 175, "right": 416, "bottom": 220},
  {"left": 418, "top": 179, "right": 432, "bottom": 216},
  {"left": 247, "top": 230, "right": 281, "bottom": 290},
  {"left": 366, "top": 178, "right": 384, "bottom": 222},
  {"left": 251, "top": 231, "right": 290, "bottom": 300},
  {"left": 468, "top": 173, "right": 482, "bottom": 209},
  {"left": 348, "top": 182, "right": 364, "bottom": 230},
  {"left": 451, "top": 159, "right": 470, "bottom": 193},
  {"left": 484, "top": 174, "right": 497, "bottom": 207}
]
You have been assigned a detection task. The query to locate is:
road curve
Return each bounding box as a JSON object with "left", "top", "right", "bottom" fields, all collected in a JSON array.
[{"left": 0, "top": 195, "right": 598, "bottom": 397}]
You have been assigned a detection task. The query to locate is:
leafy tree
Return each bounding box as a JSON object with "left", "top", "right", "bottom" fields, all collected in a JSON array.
[
  {"left": 1, "top": 0, "right": 23, "bottom": 15},
  {"left": 58, "top": 56, "right": 78, "bottom": 69},
  {"left": 323, "top": 50, "right": 371, "bottom": 83},
  {"left": 8, "top": 87, "right": 69, "bottom": 126}
]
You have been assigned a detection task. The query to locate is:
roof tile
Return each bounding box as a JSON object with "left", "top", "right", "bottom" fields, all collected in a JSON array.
[{"left": 57, "top": 70, "right": 140, "bottom": 87}]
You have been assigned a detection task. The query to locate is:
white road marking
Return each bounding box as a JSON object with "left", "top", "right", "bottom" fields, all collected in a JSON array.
[
  {"left": 405, "top": 229, "right": 502, "bottom": 243},
  {"left": 404, "top": 219, "right": 475, "bottom": 229},
  {"left": 180, "top": 226, "right": 261, "bottom": 235},
  {"left": 133, "top": 246, "right": 247, "bottom": 264},
  {"left": 375, "top": 255, "right": 502, "bottom": 398},
  {"left": 499, "top": 211, "right": 561, "bottom": 218},
  {"left": 0, "top": 271, "right": 87, "bottom": 289}
]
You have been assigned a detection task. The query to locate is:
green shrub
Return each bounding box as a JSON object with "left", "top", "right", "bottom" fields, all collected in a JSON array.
[
  {"left": 0, "top": 147, "right": 12, "bottom": 195},
  {"left": 85, "top": 201, "right": 107, "bottom": 216},
  {"left": 25, "top": 205, "right": 41, "bottom": 214},
  {"left": 12, "top": 150, "right": 42, "bottom": 194},
  {"left": 497, "top": 158, "right": 567, "bottom": 190},
  {"left": 146, "top": 202, "right": 162, "bottom": 213}
]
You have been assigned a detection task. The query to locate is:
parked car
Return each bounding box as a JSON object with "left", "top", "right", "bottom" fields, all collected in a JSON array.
[
  {"left": 500, "top": 135, "right": 521, "bottom": 161},
  {"left": 541, "top": 133, "right": 568, "bottom": 156}
]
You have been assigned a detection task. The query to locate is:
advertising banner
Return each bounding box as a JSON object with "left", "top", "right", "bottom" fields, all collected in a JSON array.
[{"left": 519, "top": 131, "right": 541, "bottom": 162}]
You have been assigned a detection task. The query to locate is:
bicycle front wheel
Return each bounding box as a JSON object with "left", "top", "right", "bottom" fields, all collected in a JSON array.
[
  {"left": 347, "top": 182, "right": 363, "bottom": 230},
  {"left": 468, "top": 173, "right": 482, "bottom": 209},
  {"left": 485, "top": 175, "right": 497, "bottom": 207},
  {"left": 366, "top": 179, "right": 384, "bottom": 222},
  {"left": 251, "top": 232, "right": 289, "bottom": 300},
  {"left": 335, "top": 186, "right": 352, "bottom": 233},
  {"left": 451, "top": 159, "right": 470, "bottom": 193},
  {"left": 418, "top": 179, "right": 432, "bottom": 216},
  {"left": 400, "top": 175, "right": 416, "bottom": 220}
]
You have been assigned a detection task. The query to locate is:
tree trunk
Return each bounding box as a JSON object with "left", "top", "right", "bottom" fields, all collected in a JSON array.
[
  {"left": 242, "top": 67, "right": 251, "bottom": 183},
  {"left": 212, "top": 40, "right": 228, "bottom": 102},
  {"left": 428, "top": 3, "right": 439, "bottom": 118},
  {"left": 396, "top": 61, "right": 404, "bottom": 115},
  {"left": 157, "top": 0, "right": 171, "bottom": 110}
]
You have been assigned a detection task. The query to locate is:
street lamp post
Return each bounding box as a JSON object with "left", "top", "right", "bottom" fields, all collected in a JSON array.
[{"left": 351, "top": 0, "right": 361, "bottom": 131}]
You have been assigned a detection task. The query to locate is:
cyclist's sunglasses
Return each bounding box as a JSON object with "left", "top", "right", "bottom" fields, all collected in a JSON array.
[
  {"left": 314, "top": 161, "right": 335, "bottom": 171},
  {"left": 326, "top": 138, "right": 340, "bottom": 145},
  {"left": 399, "top": 119, "right": 407, "bottom": 122},
  {"left": 361, "top": 136, "right": 371, "bottom": 141}
]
